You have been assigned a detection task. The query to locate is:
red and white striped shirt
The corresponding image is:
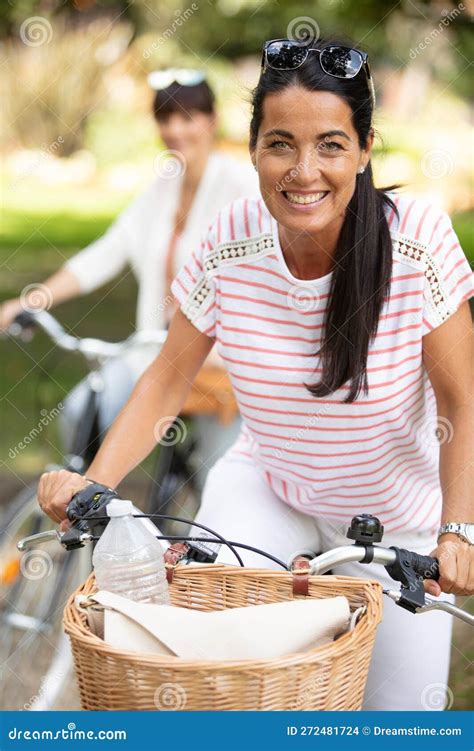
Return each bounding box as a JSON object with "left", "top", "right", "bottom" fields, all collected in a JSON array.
[{"left": 172, "top": 194, "right": 474, "bottom": 534}]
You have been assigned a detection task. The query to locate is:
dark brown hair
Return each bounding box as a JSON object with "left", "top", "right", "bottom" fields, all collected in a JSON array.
[{"left": 153, "top": 80, "right": 215, "bottom": 122}]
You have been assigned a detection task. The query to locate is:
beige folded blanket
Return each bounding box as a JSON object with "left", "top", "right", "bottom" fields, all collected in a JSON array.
[{"left": 78, "top": 590, "right": 351, "bottom": 661}]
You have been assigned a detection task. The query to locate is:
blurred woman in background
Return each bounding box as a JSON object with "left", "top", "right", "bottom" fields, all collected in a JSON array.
[{"left": 1, "top": 69, "right": 259, "bottom": 485}]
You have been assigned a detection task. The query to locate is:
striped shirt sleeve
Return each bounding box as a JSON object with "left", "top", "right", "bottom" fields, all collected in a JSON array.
[
  {"left": 171, "top": 220, "right": 217, "bottom": 338},
  {"left": 422, "top": 209, "right": 474, "bottom": 334}
]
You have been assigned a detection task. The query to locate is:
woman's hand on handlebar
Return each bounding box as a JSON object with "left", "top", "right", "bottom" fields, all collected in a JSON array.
[
  {"left": 426, "top": 537, "right": 473, "bottom": 596},
  {"left": 37, "top": 469, "right": 90, "bottom": 524},
  {"left": 0, "top": 298, "right": 24, "bottom": 331}
]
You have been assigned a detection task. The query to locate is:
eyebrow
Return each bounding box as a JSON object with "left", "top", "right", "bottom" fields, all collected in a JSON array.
[{"left": 262, "top": 128, "right": 351, "bottom": 141}]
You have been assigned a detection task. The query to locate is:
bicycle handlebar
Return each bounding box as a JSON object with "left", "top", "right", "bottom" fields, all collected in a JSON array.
[
  {"left": 17, "top": 511, "right": 473, "bottom": 624},
  {"left": 13, "top": 460, "right": 471, "bottom": 625},
  {"left": 308, "top": 545, "right": 396, "bottom": 574},
  {"left": 8, "top": 310, "right": 167, "bottom": 361}
]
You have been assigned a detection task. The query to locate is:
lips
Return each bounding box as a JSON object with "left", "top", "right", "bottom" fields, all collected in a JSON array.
[{"left": 283, "top": 190, "right": 330, "bottom": 206}]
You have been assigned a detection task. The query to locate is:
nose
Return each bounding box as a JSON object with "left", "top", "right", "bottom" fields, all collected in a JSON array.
[
  {"left": 159, "top": 115, "right": 188, "bottom": 143},
  {"left": 290, "top": 147, "right": 323, "bottom": 185}
]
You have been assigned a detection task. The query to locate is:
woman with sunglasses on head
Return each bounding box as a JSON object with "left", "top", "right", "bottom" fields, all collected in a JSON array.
[
  {"left": 1, "top": 69, "right": 259, "bottom": 483},
  {"left": 38, "top": 38, "right": 474, "bottom": 710}
]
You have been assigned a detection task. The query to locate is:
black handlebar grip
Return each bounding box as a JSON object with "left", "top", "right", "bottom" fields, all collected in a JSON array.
[
  {"left": 66, "top": 482, "right": 119, "bottom": 524},
  {"left": 409, "top": 552, "right": 440, "bottom": 581},
  {"left": 13, "top": 311, "right": 37, "bottom": 328}
]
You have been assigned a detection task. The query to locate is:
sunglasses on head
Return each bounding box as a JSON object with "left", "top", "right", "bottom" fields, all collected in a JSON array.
[
  {"left": 147, "top": 68, "right": 206, "bottom": 91},
  {"left": 262, "top": 39, "right": 375, "bottom": 105}
]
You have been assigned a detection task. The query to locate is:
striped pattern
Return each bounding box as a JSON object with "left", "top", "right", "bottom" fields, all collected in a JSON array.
[{"left": 172, "top": 194, "right": 474, "bottom": 534}]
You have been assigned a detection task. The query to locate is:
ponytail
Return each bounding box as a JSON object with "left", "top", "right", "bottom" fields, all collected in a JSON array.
[{"left": 306, "top": 165, "right": 399, "bottom": 402}]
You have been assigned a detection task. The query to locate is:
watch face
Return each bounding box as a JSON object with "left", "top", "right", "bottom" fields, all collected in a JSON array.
[{"left": 465, "top": 525, "right": 474, "bottom": 545}]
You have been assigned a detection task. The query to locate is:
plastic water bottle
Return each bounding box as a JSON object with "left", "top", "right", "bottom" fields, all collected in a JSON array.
[{"left": 92, "top": 499, "right": 170, "bottom": 604}]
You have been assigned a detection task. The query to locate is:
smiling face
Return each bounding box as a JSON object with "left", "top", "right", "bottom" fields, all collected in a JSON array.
[{"left": 250, "top": 86, "right": 373, "bottom": 253}]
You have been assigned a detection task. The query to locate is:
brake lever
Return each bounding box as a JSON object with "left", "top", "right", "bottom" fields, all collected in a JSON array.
[
  {"left": 17, "top": 530, "right": 61, "bottom": 550},
  {"left": 383, "top": 589, "right": 474, "bottom": 626},
  {"left": 17, "top": 483, "right": 119, "bottom": 553},
  {"left": 17, "top": 527, "right": 94, "bottom": 552}
]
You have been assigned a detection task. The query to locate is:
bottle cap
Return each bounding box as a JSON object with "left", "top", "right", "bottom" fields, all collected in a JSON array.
[{"left": 106, "top": 499, "right": 134, "bottom": 518}]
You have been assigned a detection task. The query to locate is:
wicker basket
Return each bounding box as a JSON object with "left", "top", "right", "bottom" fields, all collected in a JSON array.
[{"left": 63, "top": 566, "right": 383, "bottom": 711}]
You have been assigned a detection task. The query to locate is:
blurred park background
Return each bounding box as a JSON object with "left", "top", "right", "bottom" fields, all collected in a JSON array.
[
  {"left": 1, "top": 0, "right": 473, "bottom": 470},
  {"left": 0, "top": 0, "right": 473, "bottom": 709}
]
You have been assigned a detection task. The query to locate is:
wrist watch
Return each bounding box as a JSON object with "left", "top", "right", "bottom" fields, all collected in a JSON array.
[{"left": 438, "top": 522, "right": 474, "bottom": 545}]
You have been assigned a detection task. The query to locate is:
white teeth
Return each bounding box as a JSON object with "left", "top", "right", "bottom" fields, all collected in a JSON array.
[{"left": 285, "top": 191, "right": 328, "bottom": 205}]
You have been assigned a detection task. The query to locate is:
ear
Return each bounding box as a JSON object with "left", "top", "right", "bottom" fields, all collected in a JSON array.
[
  {"left": 249, "top": 145, "right": 256, "bottom": 170},
  {"left": 364, "top": 128, "right": 375, "bottom": 157},
  {"left": 359, "top": 128, "right": 374, "bottom": 171}
]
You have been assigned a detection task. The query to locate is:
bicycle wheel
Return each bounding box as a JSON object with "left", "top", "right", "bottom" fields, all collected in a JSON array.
[
  {"left": 0, "top": 485, "right": 91, "bottom": 710},
  {"left": 148, "top": 434, "right": 200, "bottom": 538},
  {"left": 153, "top": 469, "right": 200, "bottom": 538}
]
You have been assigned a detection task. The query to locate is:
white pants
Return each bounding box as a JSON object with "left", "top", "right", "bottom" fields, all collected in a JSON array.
[{"left": 194, "top": 451, "right": 454, "bottom": 711}]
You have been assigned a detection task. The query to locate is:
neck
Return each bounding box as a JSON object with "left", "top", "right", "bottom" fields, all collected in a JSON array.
[
  {"left": 279, "top": 219, "right": 343, "bottom": 280},
  {"left": 183, "top": 147, "right": 212, "bottom": 189}
]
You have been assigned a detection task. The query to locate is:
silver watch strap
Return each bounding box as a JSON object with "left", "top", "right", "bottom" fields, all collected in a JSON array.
[
  {"left": 438, "top": 522, "right": 462, "bottom": 537},
  {"left": 437, "top": 522, "right": 474, "bottom": 544}
]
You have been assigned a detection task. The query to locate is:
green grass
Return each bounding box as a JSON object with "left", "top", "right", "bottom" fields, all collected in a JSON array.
[
  {"left": 0, "top": 182, "right": 138, "bottom": 470},
  {"left": 0, "top": 274, "right": 138, "bottom": 474},
  {"left": 449, "top": 211, "right": 474, "bottom": 264},
  {"left": 1, "top": 181, "right": 134, "bottom": 251},
  {"left": 1, "top": 210, "right": 115, "bottom": 252}
]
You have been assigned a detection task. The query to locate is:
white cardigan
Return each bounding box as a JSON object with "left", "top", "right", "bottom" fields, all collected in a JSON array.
[
  {"left": 65, "top": 151, "right": 260, "bottom": 333},
  {"left": 64, "top": 151, "right": 260, "bottom": 377}
]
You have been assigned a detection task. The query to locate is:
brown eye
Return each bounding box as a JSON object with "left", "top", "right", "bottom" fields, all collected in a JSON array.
[
  {"left": 269, "top": 140, "right": 290, "bottom": 149},
  {"left": 318, "top": 141, "right": 342, "bottom": 151}
]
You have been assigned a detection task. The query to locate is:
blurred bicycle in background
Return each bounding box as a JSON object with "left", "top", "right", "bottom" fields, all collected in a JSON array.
[{"left": 0, "top": 310, "right": 238, "bottom": 709}]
